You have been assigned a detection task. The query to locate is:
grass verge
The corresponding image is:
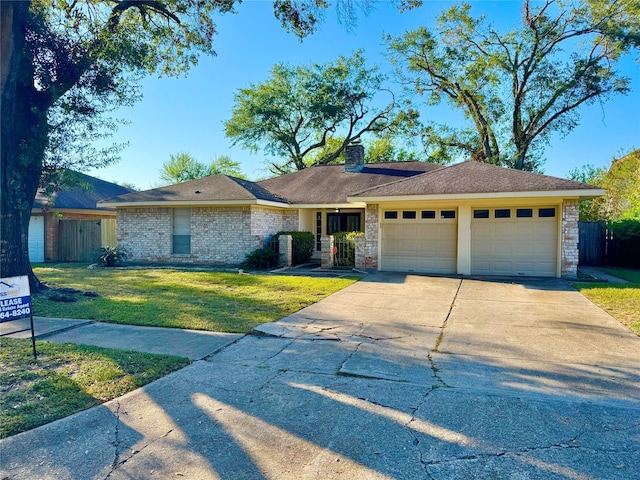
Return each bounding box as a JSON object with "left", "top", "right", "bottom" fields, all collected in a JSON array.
[
  {"left": 0, "top": 338, "right": 190, "bottom": 438},
  {"left": 573, "top": 268, "right": 640, "bottom": 335},
  {"left": 33, "top": 264, "right": 359, "bottom": 333}
]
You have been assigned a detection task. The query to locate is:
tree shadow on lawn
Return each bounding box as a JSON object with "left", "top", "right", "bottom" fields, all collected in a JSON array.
[{"left": 0, "top": 339, "right": 190, "bottom": 439}]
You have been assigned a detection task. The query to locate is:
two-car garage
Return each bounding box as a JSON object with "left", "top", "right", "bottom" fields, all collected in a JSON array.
[{"left": 380, "top": 205, "right": 559, "bottom": 277}]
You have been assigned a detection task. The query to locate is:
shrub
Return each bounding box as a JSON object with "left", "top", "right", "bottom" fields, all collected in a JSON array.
[
  {"left": 332, "top": 231, "right": 364, "bottom": 267},
  {"left": 608, "top": 219, "right": 640, "bottom": 239},
  {"left": 244, "top": 247, "right": 279, "bottom": 269},
  {"left": 96, "top": 246, "right": 129, "bottom": 267},
  {"left": 276, "top": 231, "right": 315, "bottom": 265},
  {"left": 607, "top": 219, "right": 640, "bottom": 268}
]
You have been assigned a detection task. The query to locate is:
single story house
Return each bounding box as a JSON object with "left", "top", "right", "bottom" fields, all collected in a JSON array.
[
  {"left": 30, "top": 171, "right": 133, "bottom": 262},
  {"left": 100, "top": 145, "right": 603, "bottom": 278}
]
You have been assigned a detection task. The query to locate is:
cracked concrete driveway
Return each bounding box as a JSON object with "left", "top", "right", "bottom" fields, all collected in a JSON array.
[{"left": 1, "top": 273, "right": 639, "bottom": 479}]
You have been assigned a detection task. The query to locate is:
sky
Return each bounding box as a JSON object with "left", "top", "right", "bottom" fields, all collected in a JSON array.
[{"left": 87, "top": 0, "right": 640, "bottom": 190}]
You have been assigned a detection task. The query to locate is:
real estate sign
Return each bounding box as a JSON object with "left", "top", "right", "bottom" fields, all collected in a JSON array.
[{"left": 0, "top": 276, "right": 32, "bottom": 321}]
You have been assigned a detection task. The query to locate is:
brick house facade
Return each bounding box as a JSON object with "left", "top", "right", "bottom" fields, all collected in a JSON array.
[{"left": 101, "top": 149, "right": 601, "bottom": 278}]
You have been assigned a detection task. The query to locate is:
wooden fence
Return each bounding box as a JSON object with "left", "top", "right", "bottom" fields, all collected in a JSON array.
[
  {"left": 578, "top": 222, "right": 605, "bottom": 266},
  {"left": 57, "top": 220, "right": 102, "bottom": 262},
  {"left": 579, "top": 221, "right": 640, "bottom": 268}
]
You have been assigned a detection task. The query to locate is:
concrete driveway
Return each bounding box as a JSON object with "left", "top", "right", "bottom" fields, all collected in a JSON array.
[{"left": 1, "top": 273, "right": 639, "bottom": 479}]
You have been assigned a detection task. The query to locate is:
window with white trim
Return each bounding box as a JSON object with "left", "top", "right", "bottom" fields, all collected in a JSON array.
[{"left": 173, "top": 208, "right": 191, "bottom": 254}]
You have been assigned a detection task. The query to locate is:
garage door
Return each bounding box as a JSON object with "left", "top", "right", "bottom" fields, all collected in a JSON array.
[
  {"left": 28, "top": 216, "right": 45, "bottom": 263},
  {"left": 381, "top": 208, "right": 457, "bottom": 274},
  {"left": 471, "top": 207, "right": 557, "bottom": 277}
]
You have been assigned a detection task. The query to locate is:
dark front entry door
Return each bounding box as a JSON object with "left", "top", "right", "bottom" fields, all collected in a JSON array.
[{"left": 327, "top": 213, "right": 361, "bottom": 234}]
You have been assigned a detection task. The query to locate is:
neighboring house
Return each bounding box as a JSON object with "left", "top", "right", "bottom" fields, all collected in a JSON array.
[
  {"left": 100, "top": 144, "right": 603, "bottom": 278},
  {"left": 29, "top": 171, "right": 133, "bottom": 263}
]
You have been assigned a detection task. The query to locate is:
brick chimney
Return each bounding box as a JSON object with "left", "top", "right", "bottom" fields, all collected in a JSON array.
[{"left": 344, "top": 141, "right": 365, "bottom": 172}]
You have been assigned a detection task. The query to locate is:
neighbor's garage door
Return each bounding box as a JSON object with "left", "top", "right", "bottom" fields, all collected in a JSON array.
[
  {"left": 381, "top": 208, "right": 457, "bottom": 274},
  {"left": 28, "top": 215, "right": 45, "bottom": 263},
  {"left": 471, "top": 206, "right": 558, "bottom": 277}
]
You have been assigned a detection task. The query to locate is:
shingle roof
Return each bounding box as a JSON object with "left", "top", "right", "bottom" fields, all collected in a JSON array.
[
  {"left": 33, "top": 171, "right": 134, "bottom": 211},
  {"left": 105, "top": 174, "right": 288, "bottom": 204},
  {"left": 257, "top": 161, "right": 444, "bottom": 204},
  {"left": 351, "top": 161, "right": 600, "bottom": 198}
]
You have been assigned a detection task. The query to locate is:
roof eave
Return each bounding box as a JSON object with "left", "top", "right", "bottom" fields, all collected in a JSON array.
[
  {"left": 287, "top": 202, "right": 367, "bottom": 209},
  {"left": 347, "top": 189, "right": 606, "bottom": 203},
  {"left": 98, "top": 199, "right": 289, "bottom": 208},
  {"left": 31, "top": 207, "right": 116, "bottom": 215}
]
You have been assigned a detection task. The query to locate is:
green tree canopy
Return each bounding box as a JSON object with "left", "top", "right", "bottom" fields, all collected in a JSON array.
[
  {"left": 571, "top": 150, "right": 640, "bottom": 221},
  {"left": 224, "top": 51, "right": 411, "bottom": 174},
  {"left": 306, "top": 135, "right": 428, "bottom": 165},
  {"left": 159, "top": 152, "right": 246, "bottom": 184},
  {"left": 3, "top": 0, "right": 410, "bottom": 287},
  {"left": 386, "top": 0, "right": 634, "bottom": 171}
]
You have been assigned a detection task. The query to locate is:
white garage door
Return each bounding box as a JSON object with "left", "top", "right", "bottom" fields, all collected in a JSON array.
[
  {"left": 28, "top": 216, "right": 45, "bottom": 263},
  {"left": 381, "top": 208, "right": 457, "bottom": 274},
  {"left": 471, "top": 207, "right": 557, "bottom": 277}
]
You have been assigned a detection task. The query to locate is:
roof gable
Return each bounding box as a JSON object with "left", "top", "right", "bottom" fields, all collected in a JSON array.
[{"left": 351, "top": 161, "right": 600, "bottom": 198}]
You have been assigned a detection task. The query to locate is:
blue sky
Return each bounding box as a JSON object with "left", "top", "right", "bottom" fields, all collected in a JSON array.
[{"left": 87, "top": 1, "right": 640, "bottom": 189}]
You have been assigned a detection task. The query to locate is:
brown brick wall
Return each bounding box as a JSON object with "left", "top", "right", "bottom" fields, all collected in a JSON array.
[{"left": 117, "top": 205, "right": 299, "bottom": 265}]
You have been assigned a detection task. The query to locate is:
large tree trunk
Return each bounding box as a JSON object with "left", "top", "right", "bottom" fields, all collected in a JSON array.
[{"left": 1, "top": 1, "right": 47, "bottom": 291}]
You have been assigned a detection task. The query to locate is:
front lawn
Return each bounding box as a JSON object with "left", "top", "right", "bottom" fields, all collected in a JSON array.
[
  {"left": 0, "top": 338, "right": 190, "bottom": 438},
  {"left": 33, "top": 264, "right": 358, "bottom": 332},
  {"left": 573, "top": 268, "right": 640, "bottom": 335}
]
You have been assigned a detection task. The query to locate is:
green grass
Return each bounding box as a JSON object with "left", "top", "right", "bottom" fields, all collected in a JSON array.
[
  {"left": 0, "top": 338, "right": 190, "bottom": 438},
  {"left": 600, "top": 267, "right": 640, "bottom": 283},
  {"left": 32, "top": 264, "right": 359, "bottom": 333},
  {"left": 573, "top": 268, "right": 640, "bottom": 335}
]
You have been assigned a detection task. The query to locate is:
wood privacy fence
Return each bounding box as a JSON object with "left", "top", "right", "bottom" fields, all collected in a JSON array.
[
  {"left": 57, "top": 219, "right": 102, "bottom": 262},
  {"left": 579, "top": 221, "right": 640, "bottom": 268},
  {"left": 578, "top": 222, "right": 605, "bottom": 266}
]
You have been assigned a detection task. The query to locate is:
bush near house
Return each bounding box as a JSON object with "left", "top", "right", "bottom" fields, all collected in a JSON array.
[
  {"left": 607, "top": 220, "right": 640, "bottom": 268},
  {"left": 333, "top": 231, "right": 364, "bottom": 267},
  {"left": 244, "top": 246, "right": 279, "bottom": 269},
  {"left": 276, "top": 231, "right": 315, "bottom": 265}
]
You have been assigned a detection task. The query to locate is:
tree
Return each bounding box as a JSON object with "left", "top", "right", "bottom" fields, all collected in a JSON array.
[
  {"left": 386, "top": 0, "right": 633, "bottom": 171},
  {"left": 1, "top": 0, "right": 238, "bottom": 288},
  {"left": 2, "top": 0, "right": 405, "bottom": 288},
  {"left": 224, "top": 51, "right": 406, "bottom": 174},
  {"left": 571, "top": 150, "right": 640, "bottom": 221},
  {"left": 159, "top": 152, "right": 246, "bottom": 185},
  {"left": 306, "top": 135, "right": 428, "bottom": 165}
]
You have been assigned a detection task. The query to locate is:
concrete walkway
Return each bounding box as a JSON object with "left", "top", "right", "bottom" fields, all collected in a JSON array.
[
  {"left": 1, "top": 273, "right": 639, "bottom": 479},
  {"left": 1, "top": 317, "right": 242, "bottom": 360}
]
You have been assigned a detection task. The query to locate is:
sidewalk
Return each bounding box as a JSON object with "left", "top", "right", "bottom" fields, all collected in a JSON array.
[
  {"left": 1, "top": 316, "right": 242, "bottom": 360},
  {"left": 578, "top": 266, "right": 629, "bottom": 284}
]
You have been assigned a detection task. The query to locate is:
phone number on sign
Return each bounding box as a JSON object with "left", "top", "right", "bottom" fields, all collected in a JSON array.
[{"left": 0, "top": 307, "right": 31, "bottom": 320}]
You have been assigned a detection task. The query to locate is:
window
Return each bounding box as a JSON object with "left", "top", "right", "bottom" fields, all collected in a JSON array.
[
  {"left": 402, "top": 211, "right": 417, "bottom": 219},
  {"left": 516, "top": 208, "right": 533, "bottom": 218},
  {"left": 495, "top": 209, "right": 511, "bottom": 218},
  {"left": 172, "top": 208, "right": 191, "bottom": 254},
  {"left": 421, "top": 210, "right": 436, "bottom": 219},
  {"left": 327, "top": 213, "right": 361, "bottom": 234},
  {"left": 538, "top": 208, "right": 556, "bottom": 218},
  {"left": 474, "top": 209, "right": 490, "bottom": 219},
  {"left": 384, "top": 211, "right": 398, "bottom": 219},
  {"left": 440, "top": 210, "right": 456, "bottom": 219}
]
